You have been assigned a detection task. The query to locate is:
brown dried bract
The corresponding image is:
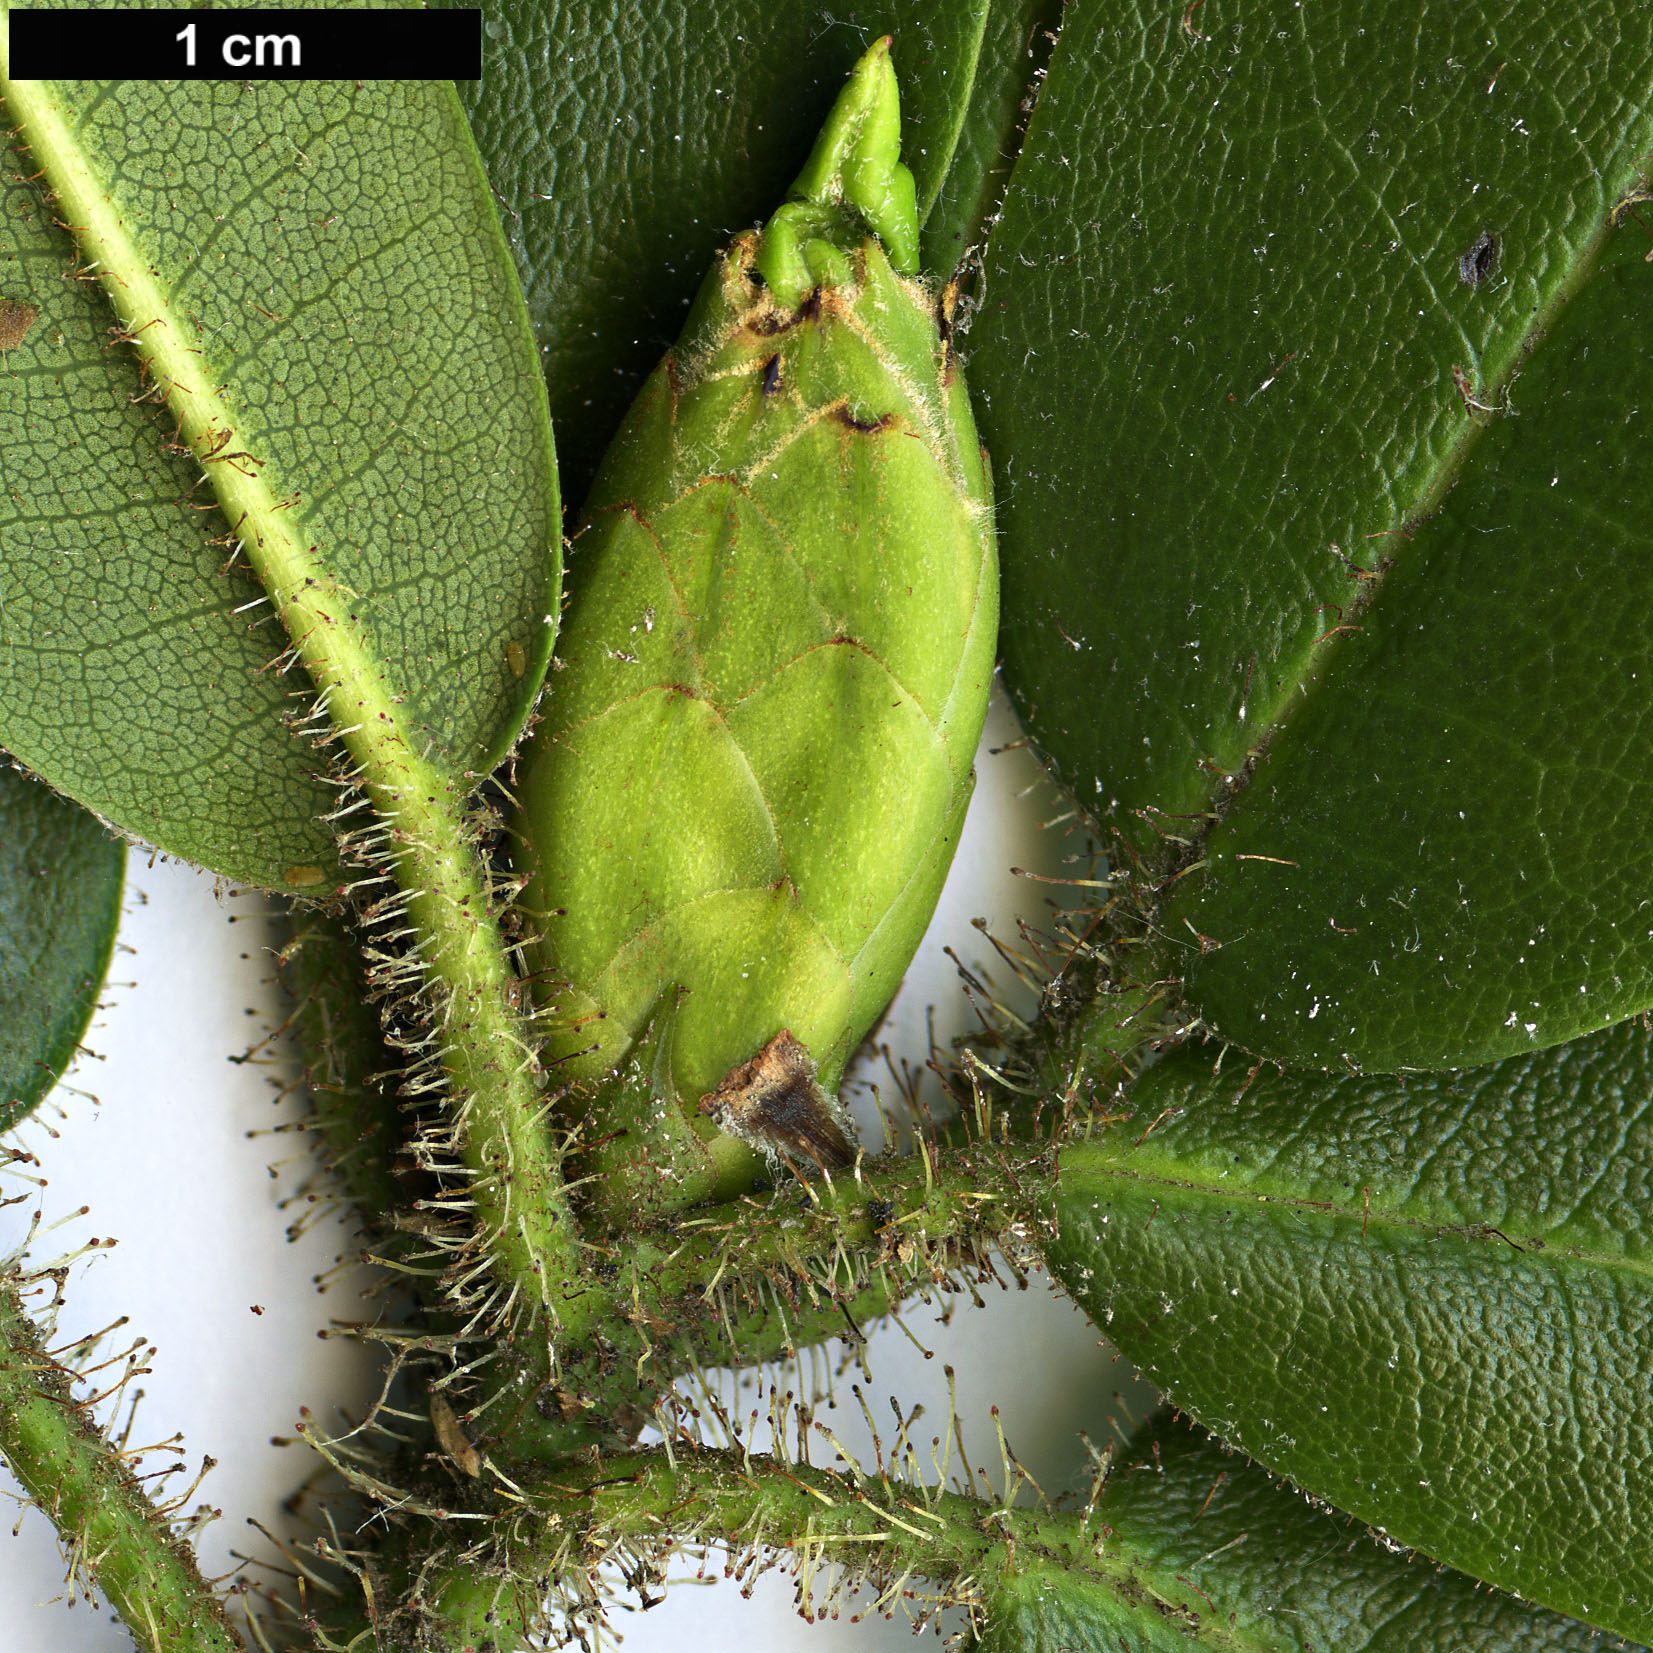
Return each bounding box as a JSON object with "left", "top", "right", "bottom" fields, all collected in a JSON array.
[
  {"left": 0, "top": 298, "right": 41, "bottom": 352},
  {"left": 429, "top": 1390, "right": 482, "bottom": 1478},
  {"left": 699, "top": 1030, "right": 855, "bottom": 1174},
  {"left": 833, "top": 403, "right": 894, "bottom": 434}
]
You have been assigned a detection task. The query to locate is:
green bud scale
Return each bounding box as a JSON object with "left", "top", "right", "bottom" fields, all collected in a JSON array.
[{"left": 517, "top": 41, "right": 997, "bottom": 1207}]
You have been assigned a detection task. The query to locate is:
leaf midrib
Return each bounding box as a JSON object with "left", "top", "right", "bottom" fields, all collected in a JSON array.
[
  {"left": 0, "top": 70, "right": 458, "bottom": 789},
  {"left": 1057, "top": 1141, "right": 1653, "bottom": 1280},
  {"left": 1180, "top": 183, "right": 1653, "bottom": 878},
  {"left": 968, "top": 15, "right": 1653, "bottom": 890}
]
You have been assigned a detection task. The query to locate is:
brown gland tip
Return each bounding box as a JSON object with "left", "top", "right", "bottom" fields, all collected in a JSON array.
[{"left": 699, "top": 1030, "right": 855, "bottom": 1174}]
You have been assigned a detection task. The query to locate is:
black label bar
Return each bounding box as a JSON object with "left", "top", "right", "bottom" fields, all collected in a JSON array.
[{"left": 7, "top": 8, "right": 482, "bottom": 80}]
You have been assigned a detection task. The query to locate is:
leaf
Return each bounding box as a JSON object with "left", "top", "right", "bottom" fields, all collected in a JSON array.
[
  {"left": 0, "top": 763, "right": 122, "bottom": 1128},
  {"left": 964, "top": 0, "right": 1653, "bottom": 1068},
  {"left": 920, "top": 0, "right": 1064, "bottom": 278},
  {"left": 451, "top": 0, "right": 990, "bottom": 499},
  {"left": 1043, "top": 1025, "right": 1653, "bottom": 1639},
  {"left": 1171, "top": 226, "right": 1653, "bottom": 1068},
  {"left": 976, "top": 1413, "right": 1631, "bottom": 1653},
  {"left": 0, "top": 65, "right": 559, "bottom": 889}
]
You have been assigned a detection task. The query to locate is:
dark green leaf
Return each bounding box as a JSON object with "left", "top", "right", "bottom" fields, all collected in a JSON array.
[
  {"left": 1173, "top": 228, "right": 1653, "bottom": 1067},
  {"left": 966, "top": 0, "right": 1653, "bottom": 1067},
  {"left": 1044, "top": 1026, "right": 1653, "bottom": 1639},
  {"left": 977, "top": 1413, "right": 1631, "bottom": 1652},
  {"left": 0, "top": 763, "right": 122, "bottom": 1128},
  {"left": 452, "top": 0, "right": 990, "bottom": 499},
  {"left": 920, "top": 0, "right": 1063, "bottom": 278},
  {"left": 0, "top": 71, "right": 559, "bottom": 888}
]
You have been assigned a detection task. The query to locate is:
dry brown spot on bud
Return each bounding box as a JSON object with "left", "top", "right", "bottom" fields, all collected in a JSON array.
[
  {"left": 699, "top": 1029, "right": 854, "bottom": 1173},
  {"left": 833, "top": 404, "right": 893, "bottom": 434},
  {"left": 0, "top": 299, "right": 41, "bottom": 352}
]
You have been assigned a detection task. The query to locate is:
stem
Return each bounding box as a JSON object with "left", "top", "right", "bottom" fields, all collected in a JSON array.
[
  {"left": 638, "top": 1137, "right": 1050, "bottom": 1302},
  {"left": 413, "top": 1443, "right": 1123, "bottom": 1648},
  {"left": 0, "top": 74, "right": 582, "bottom": 1339},
  {"left": 479, "top": 1139, "right": 1058, "bottom": 1462},
  {"left": 0, "top": 1277, "right": 244, "bottom": 1653},
  {"left": 963, "top": 861, "right": 1188, "bottom": 1139},
  {"left": 277, "top": 908, "right": 1055, "bottom": 1468}
]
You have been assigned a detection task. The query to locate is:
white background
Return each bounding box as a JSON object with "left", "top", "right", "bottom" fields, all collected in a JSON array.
[{"left": 0, "top": 691, "right": 1158, "bottom": 1650}]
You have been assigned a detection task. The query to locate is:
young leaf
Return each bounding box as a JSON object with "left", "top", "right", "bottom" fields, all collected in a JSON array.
[
  {"left": 0, "top": 764, "right": 122, "bottom": 1128},
  {"left": 0, "top": 72, "right": 558, "bottom": 889},
  {"left": 452, "top": 0, "right": 990, "bottom": 497},
  {"left": 1044, "top": 1023, "right": 1653, "bottom": 1639},
  {"left": 975, "top": 1412, "right": 1637, "bottom": 1652},
  {"left": 965, "top": 0, "right": 1653, "bottom": 1068}
]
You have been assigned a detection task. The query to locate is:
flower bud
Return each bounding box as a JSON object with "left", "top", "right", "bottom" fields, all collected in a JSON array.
[{"left": 517, "top": 39, "right": 997, "bottom": 1208}]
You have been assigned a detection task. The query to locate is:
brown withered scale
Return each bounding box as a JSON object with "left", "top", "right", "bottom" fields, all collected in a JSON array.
[
  {"left": 0, "top": 298, "right": 41, "bottom": 352},
  {"left": 698, "top": 1030, "right": 856, "bottom": 1174}
]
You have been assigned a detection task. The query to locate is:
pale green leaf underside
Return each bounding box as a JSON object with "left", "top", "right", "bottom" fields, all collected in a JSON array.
[
  {"left": 1047, "top": 1021, "right": 1653, "bottom": 1639},
  {"left": 0, "top": 764, "right": 122, "bottom": 1128},
  {"left": 0, "top": 65, "right": 558, "bottom": 889}
]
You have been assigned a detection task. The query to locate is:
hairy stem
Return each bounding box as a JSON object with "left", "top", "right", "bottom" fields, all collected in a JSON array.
[
  {"left": 275, "top": 910, "right": 411, "bottom": 1235},
  {"left": 413, "top": 1442, "right": 1120, "bottom": 1648},
  {"left": 1, "top": 75, "right": 580, "bottom": 1340},
  {"left": 0, "top": 1276, "right": 244, "bottom": 1653},
  {"left": 278, "top": 908, "right": 1055, "bottom": 1470},
  {"left": 633, "top": 1134, "right": 1051, "bottom": 1309},
  {"left": 442, "top": 1138, "right": 1055, "bottom": 1464}
]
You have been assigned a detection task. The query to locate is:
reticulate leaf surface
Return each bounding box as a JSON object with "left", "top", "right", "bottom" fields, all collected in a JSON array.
[
  {"left": 964, "top": 0, "right": 1653, "bottom": 1069},
  {"left": 975, "top": 1414, "right": 1635, "bottom": 1653},
  {"left": 0, "top": 765, "right": 123, "bottom": 1129},
  {"left": 1045, "top": 1026, "right": 1653, "bottom": 1638},
  {"left": 0, "top": 61, "right": 559, "bottom": 889}
]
